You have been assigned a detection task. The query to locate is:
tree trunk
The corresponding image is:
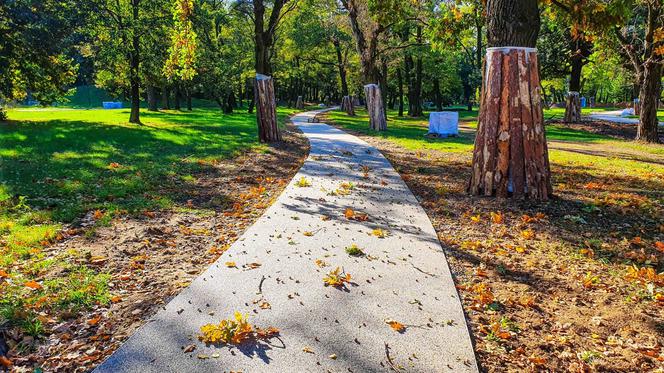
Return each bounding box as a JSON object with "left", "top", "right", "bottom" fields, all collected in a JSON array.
[
  {"left": 563, "top": 53, "right": 583, "bottom": 123},
  {"left": 147, "top": 85, "right": 158, "bottom": 111},
  {"left": 161, "top": 86, "right": 170, "bottom": 110},
  {"left": 433, "top": 78, "right": 442, "bottom": 111},
  {"left": 342, "top": 96, "right": 355, "bottom": 116},
  {"left": 469, "top": 0, "right": 551, "bottom": 201},
  {"left": 334, "top": 39, "right": 349, "bottom": 97},
  {"left": 173, "top": 85, "right": 181, "bottom": 110},
  {"left": 637, "top": 62, "right": 662, "bottom": 142},
  {"left": 563, "top": 91, "right": 580, "bottom": 123},
  {"left": 397, "top": 68, "right": 404, "bottom": 117},
  {"left": 186, "top": 88, "right": 192, "bottom": 111},
  {"left": 129, "top": 0, "right": 141, "bottom": 124},
  {"left": 255, "top": 74, "right": 280, "bottom": 142},
  {"left": 296, "top": 95, "right": 304, "bottom": 110},
  {"left": 365, "top": 84, "right": 387, "bottom": 131}
]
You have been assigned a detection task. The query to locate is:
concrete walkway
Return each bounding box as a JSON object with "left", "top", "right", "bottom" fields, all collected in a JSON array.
[
  {"left": 95, "top": 108, "right": 478, "bottom": 373},
  {"left": 589, "top": 110, "right": 664, "bottom": 126}
]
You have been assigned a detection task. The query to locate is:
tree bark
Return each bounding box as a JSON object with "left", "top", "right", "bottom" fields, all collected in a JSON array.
[
  {"left": 147, "top": 85, "right": 158, "bottom": 111},
  {"left": 342, "top": 95, "right": 355, "bottom": 116},
  {"left": 296, "top": 95, "right": 304, "bottom": 110},
  {"left": 161, "top": 86, "right": 170, "bottom": 110},
  {"left": 469, "top": 0, "right": 551, "bottom": 200},
  {"left": 563, "top": 45, "right": 584, "bottom": 123},
  {"left": 433, "top": 78, "right": 442, "bottom": 111},
  {"left": 397, "top": 68, "right": 404, "bottom": 117},
  {"left": 174, "top": 85, "right": 181, "bottom": 110},
  {"left": 255, "top": 74, "right": 280, "bottom": 142},
  {"left": 333, "top": 38, "right": 349, "bottom": 97},
  {"left": 128, "top": 0, "right": 141, "bottom": 124},
  {"left": 637, "top": 62, "right": 662, "bottom": 142},
  {"left": 186, "top": 88, "right": 192, "bottom": 111},
  {"left": 365, "top": 84, "right": 387, "bottom": 131},
  {"left": 563, "top": 91, "right": 580, "bottom": 123}
]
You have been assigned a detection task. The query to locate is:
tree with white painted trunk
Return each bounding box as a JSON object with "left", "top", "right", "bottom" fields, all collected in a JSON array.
[{"left": 469, "top": 0, "right": 552, "bottom": 200}]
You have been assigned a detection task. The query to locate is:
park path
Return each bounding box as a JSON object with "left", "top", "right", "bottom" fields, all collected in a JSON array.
[
  {"left": 589, "top": 110, "right": 664, "bottom": 125},
  {"left": 95, "top": 108, "right": 478, "bottom": 373}
]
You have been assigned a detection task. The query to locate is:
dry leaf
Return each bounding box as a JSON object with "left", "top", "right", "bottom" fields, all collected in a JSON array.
[
  {"left": 315, "top": 259, "right": 327, "bottom": 268},
  {"left": 87, "top": 315, "right": 102, "bottom": 326},
  {"left": 372, "top": 228, "right": 388, "bottom": 238},
  {"left": 386, "top": 319, "right": 406, "bottom": 332},
  {"left": 0, "top": 270, "right": 8, "bottom": 279},
  {"left": 24, "top": 280, "right": 42, "bottom": 290},
  {"left": 259, "top": 301, "right": 271, "bottom": 309},
  {"left": 303, "top": 346, "right": 314, "bottom": 353},
  {"left": 490, "top": 212, "right": 504, "bottom": 224},
  {"left": 183, "top": 344, "right": 196, "bottom": 353},
  {"left": 303, "top": 231, "right": 314, "bottom": 237},
  {"left": 246, "top": 262, "right": 261, "bottom": 269},
  {"left": 225, "top": 261, "right": 237, "bottom": 268},
  {"left": 93, "top": 210, "right": 104, "bottom": 220}
]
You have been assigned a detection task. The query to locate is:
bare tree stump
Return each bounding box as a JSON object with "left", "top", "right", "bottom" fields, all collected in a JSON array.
[
  {"left": 469, "top": 47, "right": 552, "bottom": 200},
  {"left": 364, "top": 84, "right": 387, "bottom": 131},
  {"left": 255, "top": 74, "right": 281, "bottom": 142},
  {"left": 342, "top": 95, "right": 355, "bottom": 116},
  {"left": 295, "top": 95, "right": 304, "bottom": 110},
  {"left": 563, "top": 91, "right": 581, "bottom": 123}
]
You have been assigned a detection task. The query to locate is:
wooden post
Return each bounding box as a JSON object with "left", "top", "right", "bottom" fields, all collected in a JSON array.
[
  {"left": 364, "top": 84, "right": 387, "bottom": 131},
  {"left": 296, "top": 95, "right": 304, "bottom": 110},
  {"left": 563, "top": 91, "right": 581, "bottom": 123},
  {"left": 255, "top": 74, "right": 281, "bottom": 142},
  {"left": 342, "top": 95, "right": 355, "bottom": 116},
  {"left": 468, "top": 47, "right": 552, "bottom": 200}
]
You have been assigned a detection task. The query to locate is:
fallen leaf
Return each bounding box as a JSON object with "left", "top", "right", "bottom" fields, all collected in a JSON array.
[
  {"left": 315, "top": 259, "right": 327, "bottom": 268},
  {"left": 24, "top": 280, "right": 42, "bottom": 290},
  {"left": 183, "top": 344, "right": 196, "bottom": 353},
  {"left": 490, "top": 212, "right": 504, "bottom": 224},
  {"left": 303, "top": 231, "right": 314, "bottom": 237},
  {"left": 344, "top": 208, "right": 355, "bottom": 219},
  {"left": 372, "top": 228, "right": 388, "bottom": 238},
  {"left": 470, "top": 214, "right": 481, "bottom": 224},
  {"left": 225, "top": 261, "right": 237, "bottom": 268},
  {"left": 303, "top": 346, "right": 314, "bottom": 353},
  {"left": 386, "top": 319, "right": 406, "bottom": 333},
  {"left": 0, "top": 270, "right": 8, "bottom": 279},
  {"left": 259, "top": 301, "right": 271, "bottom": 309},
  {"left": 93, "top": 210, "right": 104, "bottom": 220},
  {"left": 329, "top": 354, "right": 337, "bottom": 360},
  {"left": 246, "top": 262, "right": 261, "bottom": 269},
  {"left": 520, "top": 229, "right": 535, "bottom": 240},
  {"left": 0, "top": 356, "right": 12, "bottom": 369},
  {"left": 87, "top": 315, "right": 102, "bottom": 326},
  {"left": 108, "top": 162, "right": 121, "bottom": 169},
  {"left": 655, "top": 241, "right": 664, "bottom": 253}
]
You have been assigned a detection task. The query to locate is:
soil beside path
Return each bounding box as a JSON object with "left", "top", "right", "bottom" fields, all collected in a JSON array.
[{"left": 94, "top": 109, "right": 479, "bottom": 372}]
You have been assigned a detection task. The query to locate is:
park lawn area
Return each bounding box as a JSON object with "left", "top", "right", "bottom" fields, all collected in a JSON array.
[
  {"left": 0, "top": 107, "right": 301, "bottom": 343},
  {"left": 324, "top": 108, "right": 664, "bottom": 371}
]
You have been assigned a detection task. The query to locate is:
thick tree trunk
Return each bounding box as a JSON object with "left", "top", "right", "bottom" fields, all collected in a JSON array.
[
  {"left": 564, "top": 54, "right": 583, "bottom": 123},
  {"left": 342, "top": 96, "right": 355, "bottom": 116},
  {"left": 295, "top": 95, "right": 304, "bottom": 110},
  {"left": 637, "top": 62, "right": 662, "bottom": 142},
  {"left": 147, "top": 85, "right": 158, "bottom": 111},
  {"left": 364, "top": 84, "right": 387, "bottom": 131},
  {"left": 186, "top": 88, "right": 192, "bottom": 111},
  {"left": 469, "top": 0, "right": 550, "bottom": 200},
  {"left": 174, "top": 86, "right": 181, "bottom": 110},
  {"left": 255, "top": 74, "right": 280, "bottom": 142},
  {"left": 563, "top": 91, "right": 581, "bottom": 123},
  {"left": 161, "top": 86, "right": 170, "bottom": 110}
]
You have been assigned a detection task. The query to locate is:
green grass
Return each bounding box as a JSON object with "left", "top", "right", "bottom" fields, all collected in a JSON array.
[
  {"left": 0, "top": 106, "right": 300, "bottom": 335},
  {"left": 326, "top": 108, "right": 664, "bottom": 177}
]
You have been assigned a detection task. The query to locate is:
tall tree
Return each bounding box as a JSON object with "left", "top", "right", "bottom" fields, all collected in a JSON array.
[
  {"left": 0, "top": 0, "right": 83, "bottom": 119},
  {"left": 235, "top": 0, "right": 297, "bottom": 142},
  {"left": 614, "top": 0, "right": 663, "bottom": 143},
  {"left": 469, "top": 0, "right": 552, "bottom": 200}
]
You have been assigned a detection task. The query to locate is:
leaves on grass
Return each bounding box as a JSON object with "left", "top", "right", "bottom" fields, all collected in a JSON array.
[
  {"left": 323, "top": 267, "right": 352, "bottom": 288},
  {"left": 107, "top": 162, "right": 121, "bottom": 169},
  {"left": 0, "top": 269, "right": 9, "bottom": 279},
  {"left": 24, "top": 280, "right": 42, "bottom": 290},
  {"left": 93, "top": 210, "right": 104, "bottom": 220}
]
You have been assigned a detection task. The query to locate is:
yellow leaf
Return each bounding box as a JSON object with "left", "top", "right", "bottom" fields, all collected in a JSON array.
[
  {"left": 520, "top": 229, "right": 535, "bottom": 240},
  {"left": 303, "top": 231, "right": 314, "bottom": 237},
  {"left": 303, "top": 346, "right": 314, "bottom": 353},
  {"left": 470, "top": 214, "right": 481, "bottom": 223},
  {"left": 490, "top": 212, "right": 504, "bottom": 224},
  {"left": 225, "top": 261, "right": 237, "bottom": 268},
  {"left": 372, "top": 228, "right": 388, "bottom": 238}
]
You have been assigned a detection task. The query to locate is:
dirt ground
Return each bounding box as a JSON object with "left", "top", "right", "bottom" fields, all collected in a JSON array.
[
  {"left": 4, "top": 123, "right": 309, "bottom": 372},
  {"left": 329, "top": 120, "right": 664, "bottom": 372}
]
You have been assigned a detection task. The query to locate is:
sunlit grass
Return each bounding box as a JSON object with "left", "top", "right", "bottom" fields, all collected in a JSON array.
[{"left": 0, "top": 106, "right": 300, "bottom": 336}]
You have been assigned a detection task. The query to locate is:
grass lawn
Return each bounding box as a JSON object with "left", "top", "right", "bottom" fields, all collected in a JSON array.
[
  {"left": 324, "top": 108, "right": 664, "bottom": 371},
  {"left": 0, "top": 107, "right": 299, "bottom": 336}
]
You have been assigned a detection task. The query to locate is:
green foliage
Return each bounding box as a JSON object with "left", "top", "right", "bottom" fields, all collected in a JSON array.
[{"left": 164, "top": 0, "right": 198, "bottom": 81}]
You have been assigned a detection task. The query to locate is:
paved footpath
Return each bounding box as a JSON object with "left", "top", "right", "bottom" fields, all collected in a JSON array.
[
  {"left": 589, "top": 110, "right": 664, "bottom": 125},
  {"left": 95, "top": 109, "right": 478, "bottom": 373}
]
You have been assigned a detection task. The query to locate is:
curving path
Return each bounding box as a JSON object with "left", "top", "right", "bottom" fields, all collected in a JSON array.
[{"left": 95, "top": 108, "right": 478, "bottom": 373}]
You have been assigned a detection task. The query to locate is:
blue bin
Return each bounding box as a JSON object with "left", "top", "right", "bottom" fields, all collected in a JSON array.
[{"left": 102, "top": 102, "right": 123, "bottom": 109}]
